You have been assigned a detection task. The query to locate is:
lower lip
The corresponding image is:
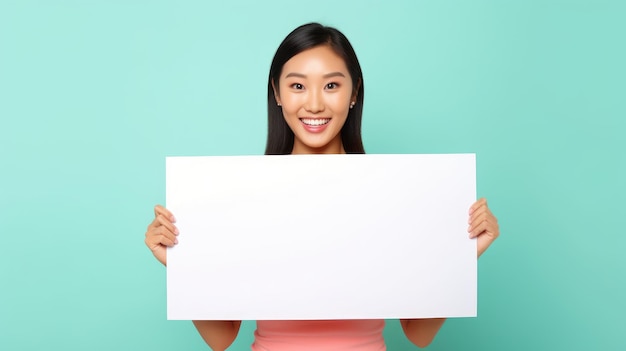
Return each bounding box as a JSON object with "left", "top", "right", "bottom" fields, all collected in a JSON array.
[{"left": 301, "top": 120, "right": 330, "bottom": 133}]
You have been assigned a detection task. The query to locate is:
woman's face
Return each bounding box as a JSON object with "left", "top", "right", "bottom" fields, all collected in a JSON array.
[{"left": 275, "top": 45, "right": 356, "bottom": 154}]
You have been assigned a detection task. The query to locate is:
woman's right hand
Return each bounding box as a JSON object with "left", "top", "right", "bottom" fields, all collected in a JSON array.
[{"left": 145, "top": 205, "right": 179, "bottom": 266}]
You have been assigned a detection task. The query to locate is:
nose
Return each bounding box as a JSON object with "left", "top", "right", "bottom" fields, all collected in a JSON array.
[{"left": 304, "top": 89, "right": 325, "bottom": 113}]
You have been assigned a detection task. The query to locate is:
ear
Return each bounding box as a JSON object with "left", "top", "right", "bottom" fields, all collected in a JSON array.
[{"left": 271, "top": 80, "right": 281, "bottom": 106}]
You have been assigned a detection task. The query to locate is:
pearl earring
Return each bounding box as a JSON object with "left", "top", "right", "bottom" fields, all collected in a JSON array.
[
  {"left": 350, "top": 101, "right": 355, "bottom": 109},
  {"left": 277, "top": 102, "right": 282, "bottom": 107}
]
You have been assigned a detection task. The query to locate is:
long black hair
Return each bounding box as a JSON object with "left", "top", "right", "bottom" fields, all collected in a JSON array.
[{"left": 265, "top": 23, "right": 365, "bottom": 155}]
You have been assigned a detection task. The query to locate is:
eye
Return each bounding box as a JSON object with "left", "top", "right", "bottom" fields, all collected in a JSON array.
[
  {"left": 290, "top": 83, "right": 304, "bottom": 90},
  {"left": 325, "top": 82, "right": 339, "bottom": 89}
]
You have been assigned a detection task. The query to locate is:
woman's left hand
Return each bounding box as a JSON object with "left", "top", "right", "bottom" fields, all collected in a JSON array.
[{"left": 468, "top": 198, "right": 499, "bottom": 257}]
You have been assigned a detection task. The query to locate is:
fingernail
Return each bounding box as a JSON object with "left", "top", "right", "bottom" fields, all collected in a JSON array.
[
  {"left": 174, "top": 228, "right": 179, "bottom": 235},
  {"left": 171, "top": 216, "right": 177, "bottom": 223},
  {"left": 174, "top": 238, "right": 178, "bottom": 244},
  {"left": 467, "top": 226, "right": 472, "bottom": 232}
]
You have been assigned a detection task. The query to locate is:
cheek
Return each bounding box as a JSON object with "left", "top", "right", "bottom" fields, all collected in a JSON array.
[
  {"left": 327, "top": 94, "right": 351, "bottom": 113},
  {"left": 281, "top": 100, "right": 301, "bottom": 117},
  {"left": 280, "top": 93, "right": 303, "bottom": 112}
]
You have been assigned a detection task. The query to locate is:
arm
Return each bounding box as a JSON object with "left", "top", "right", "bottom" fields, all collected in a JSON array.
[
  {"left": 145, "top": 205, "right": 243, "bottom": 350},
  {"left": 192, "top": 320, "right": 242, "bottom": 351},
  {"left": 401, "top": 198, "right": 500, "bottom": 347},
  {"left": 400, "top": 318, "right": 446, "bottom": 348}
]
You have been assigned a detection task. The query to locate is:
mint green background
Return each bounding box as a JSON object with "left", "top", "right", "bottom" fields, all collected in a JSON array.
[{"left": 1, "top": 1, "right": 624, "bottom": 350}]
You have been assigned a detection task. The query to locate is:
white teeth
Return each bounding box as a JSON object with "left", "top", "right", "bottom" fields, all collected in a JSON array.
[{"left": 301, "top": 118, "right": 330, "bottom": 126}]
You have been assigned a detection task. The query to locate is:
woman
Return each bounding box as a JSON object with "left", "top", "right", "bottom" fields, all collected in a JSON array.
[{"left": 145, "top": 23, "right": 499, "bottom": 351}]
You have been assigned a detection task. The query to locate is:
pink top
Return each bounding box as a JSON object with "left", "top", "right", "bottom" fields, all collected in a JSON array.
[{"left": 252, "top": 320, "right": 386, "bottom": 351}]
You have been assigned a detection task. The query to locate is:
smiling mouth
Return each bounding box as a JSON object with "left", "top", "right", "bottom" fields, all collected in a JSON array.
[{"left": 300, "top": 118, "right": 331, "bottom": 126}]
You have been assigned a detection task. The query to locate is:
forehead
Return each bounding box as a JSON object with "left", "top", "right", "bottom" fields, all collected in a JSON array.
[{"left": 281, "top": 45, "right": 349, "bottom": 77}]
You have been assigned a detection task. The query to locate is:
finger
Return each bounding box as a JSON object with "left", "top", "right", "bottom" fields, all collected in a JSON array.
[
  {"left": 146, "top": 214, "right": 179, "bottom": 235},
  {"left": 477, "top": 205, "right": 498, "bottom": 226},
  {"left": 469, "top": 220, "right": 488, "bottom": 239},
  {"left": 469, "top": 203, "right": 492, "bottom": 224},
  {"left": 469, "top": 219, "right": 490, "bottom": 238},
  {"left": 146, "top": 226, "right": 178, "bottom": 248},
  {"left": 469, "top": 198, "right": 487, "bottom": 215},
  {"left": 155, "top": 214, "right": 179, "bottom": 235},
  {"left": 471, "top": 216, "right": 500, "bottom": 239},
  {"left": 154, "top": 204, "right": 176, "bottom": 223},
  {"left": 156, "top": 225, "right": 178, "bottom": 245},
  {"left": 468, "top": 212, "right": 489, "bottom": 233},
  {"left": 145, "top": 234, "right": 175, "bottom": 251},
  {"left": 149, "top": 205, "right": 179, "bottom": 233},
  {"left": 477, "top": 220, "right": 499, "bottom": 242},
  {"left": 468, "top": 203, "right": 487, "bottom": 224},
  {"left": 147, "top": 216, "right": 161, "bottom": 230},
  {"left": 157, "top": 232, "right": 177, "bottom": 247}
]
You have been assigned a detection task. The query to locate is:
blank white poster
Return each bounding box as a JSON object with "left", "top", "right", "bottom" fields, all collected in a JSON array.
[{"left": 166, "top": 154, "right": 476, "bottom": 320}]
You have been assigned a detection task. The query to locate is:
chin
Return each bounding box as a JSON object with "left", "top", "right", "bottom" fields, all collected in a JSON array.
[{"left": 295, "top": 138, "right": 343, "bottom": 154}]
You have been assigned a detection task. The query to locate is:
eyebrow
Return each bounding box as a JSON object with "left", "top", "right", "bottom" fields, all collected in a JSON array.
[{"left": 284, "top": 72, "right": 346, "bottom": 79}]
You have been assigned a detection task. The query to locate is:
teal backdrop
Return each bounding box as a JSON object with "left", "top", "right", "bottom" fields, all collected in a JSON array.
[{"left": 1, "top": 0, "right": 624, "bottom": 350}]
